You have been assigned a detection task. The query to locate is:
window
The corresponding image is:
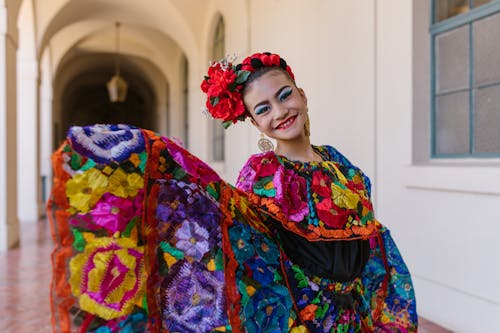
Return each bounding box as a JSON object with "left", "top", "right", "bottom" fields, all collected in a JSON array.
[
  {"left": 210, "top": 17, "right": 225, "bottom": 162},
  {"left": 431, "top": 0, "right": 500, "bottom": 157}
]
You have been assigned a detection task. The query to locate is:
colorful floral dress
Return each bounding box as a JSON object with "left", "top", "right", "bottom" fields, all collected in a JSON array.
[{"left": 48, "top": 124, "right": 417, "bottom": 333}]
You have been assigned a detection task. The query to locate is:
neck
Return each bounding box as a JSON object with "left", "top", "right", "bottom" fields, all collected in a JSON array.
[{"left": 274, "top": 136, "right": 320, "bottom": 162}]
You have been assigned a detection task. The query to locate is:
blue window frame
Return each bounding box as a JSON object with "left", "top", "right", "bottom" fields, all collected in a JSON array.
[{"left": 431, "top": 0, "right": 500, "bottom": 157}]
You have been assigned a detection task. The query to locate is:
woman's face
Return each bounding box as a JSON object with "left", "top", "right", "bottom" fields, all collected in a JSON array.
[{"left": 243, "top": 70, "right": 308, "bottom": 144}]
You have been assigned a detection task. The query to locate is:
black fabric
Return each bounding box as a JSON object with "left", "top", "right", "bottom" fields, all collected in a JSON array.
[{"left": 277, "top": 227, "right": 370, "bottom": 282}]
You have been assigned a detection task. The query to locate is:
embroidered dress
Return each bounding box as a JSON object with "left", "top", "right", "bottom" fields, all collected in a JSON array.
[{"left": 48, "top": 124, "right": 417, "bottom": 333}]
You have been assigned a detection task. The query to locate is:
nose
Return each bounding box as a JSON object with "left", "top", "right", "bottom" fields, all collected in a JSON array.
[{"left": 273, "top": 104, "right": 289, "bottom": 121}]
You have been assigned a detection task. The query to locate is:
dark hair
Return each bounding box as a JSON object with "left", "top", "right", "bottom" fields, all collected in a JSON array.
[{"left": 242, "top": 66, "right": 296, "bottom": 96}]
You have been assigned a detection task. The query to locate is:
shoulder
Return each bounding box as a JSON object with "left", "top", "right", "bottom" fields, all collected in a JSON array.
[
  {"left": 236, "top": 151, "right": 280, "bottom": 192},
  {"left": 319, "top": 145, "right": 373, "bottom": 196},
  {"left": 316, "top": 145, "right": 357, "bottom": 169}
]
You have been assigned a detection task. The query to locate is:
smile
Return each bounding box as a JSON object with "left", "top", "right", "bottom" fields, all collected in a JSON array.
[{"left": 275, "top": 115, "right": 297, "bottom": 130}]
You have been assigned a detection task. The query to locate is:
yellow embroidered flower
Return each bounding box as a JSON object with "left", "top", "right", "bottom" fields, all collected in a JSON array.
[
  {"left": 66, "top": 168, "right": 109, "bottom": 213},
  {"left": 331, "top": 182, "right": 359, "bottom": 209},
  {"left": 69, "top": 237, "right": 146, "bottom": 320},
  {"left": 108, "top": 168, "right": 144, "bottom": 198},
  {"left": 290, "top": 325, "right": 308, "bottom": 333}
]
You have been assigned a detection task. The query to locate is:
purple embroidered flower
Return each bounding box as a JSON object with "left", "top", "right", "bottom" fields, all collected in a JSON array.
[
  {"left": 162, "top": 261, "right": 226, "bottom": 332},
  {"left": 68, "top": 124, "right": 145, "bottom": 164},
  {"left": 156, "top": 180, "right": 221, "bottom": 246},
  {"left": 175, "top": 220, "right": 210, "bottom": 261}
]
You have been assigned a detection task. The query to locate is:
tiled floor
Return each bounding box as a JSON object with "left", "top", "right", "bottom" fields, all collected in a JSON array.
[{"left": 0, "top": 219, "right": 453, "bottom": 333}]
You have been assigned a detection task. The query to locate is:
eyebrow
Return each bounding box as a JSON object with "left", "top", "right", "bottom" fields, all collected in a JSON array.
[{"left": 253, "top": 85, "right": 291, "bottom": 112}]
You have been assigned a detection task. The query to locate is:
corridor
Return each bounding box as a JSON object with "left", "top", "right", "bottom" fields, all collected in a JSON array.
[{"left": 0, "top": 221, "right": 452, "bottom": 333}]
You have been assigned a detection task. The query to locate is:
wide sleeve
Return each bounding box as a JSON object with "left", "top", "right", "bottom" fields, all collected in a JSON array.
[{"left": 48, "top": 125, "right": 302, "bottom": 333}]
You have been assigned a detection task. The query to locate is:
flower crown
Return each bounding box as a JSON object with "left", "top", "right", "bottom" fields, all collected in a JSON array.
[{"left": 201, "top": 52, "right": 295, "bottom": 128}]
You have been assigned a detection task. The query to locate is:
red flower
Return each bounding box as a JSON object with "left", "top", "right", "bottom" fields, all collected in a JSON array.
[
  {"left": 316, "top": 198, "right": 348, "bottom": 229},
  {"left": 311, "top": 170, "right": 332, "bottom": 198},
  {"left": 206, "top": 92, "right": 245, "bottom": 122},
  {"left": 251, "top": 154, "right": 280, "bottom": 177}
]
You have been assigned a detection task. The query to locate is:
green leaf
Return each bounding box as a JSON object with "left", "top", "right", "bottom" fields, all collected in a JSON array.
[
  {"left": 159, "top": 241, "right": 184, "bottom": 259},
  {"left": 235, "top": 70, "right": 251, "bottom": 84},
  {"left": 210, "top": 96, "right": 220, "bottom": 106},
  {"left": 206, "top": 183, "right": 220, "bottom": 200},
  {"left": 71, "top": 228, "right": 86, "bottom": 251},
  {"left": 222, "top": 121, "right": 233, "bottom": 129},
  {"left": 122, "top": 217, "right": 138, "bottom": 238},
  {"left": 70, "top": 154, "right": 83, "bottom": 170}
]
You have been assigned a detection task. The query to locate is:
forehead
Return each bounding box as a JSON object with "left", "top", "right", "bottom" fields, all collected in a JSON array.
[{"left": 243, "top": 70, "right": 293, "bottom": 104}]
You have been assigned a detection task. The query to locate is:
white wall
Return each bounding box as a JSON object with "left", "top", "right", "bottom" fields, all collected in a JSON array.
[{"left": 377, "top": 0, "right": 500, "bottom": 331}]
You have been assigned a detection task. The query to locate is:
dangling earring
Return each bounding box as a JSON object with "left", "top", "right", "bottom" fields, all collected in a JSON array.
[
  {"left": 304, "top": 117, "right": 311, "bottom": 137},
  {"left": 258, "top": 133, "right": 274, "bottom": 152}
]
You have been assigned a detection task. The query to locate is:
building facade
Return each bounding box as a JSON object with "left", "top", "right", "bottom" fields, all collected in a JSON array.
[{"left": 1, "top": 0, "right": 499, "bottom": 331}]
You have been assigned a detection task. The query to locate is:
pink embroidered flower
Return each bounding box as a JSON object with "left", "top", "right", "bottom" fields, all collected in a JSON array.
[
  {"left": 90, "top": 193, "right": 137, "bottom": 233},
  {"left": 274, "top": 166, "right": 309, "bottom": 222}
]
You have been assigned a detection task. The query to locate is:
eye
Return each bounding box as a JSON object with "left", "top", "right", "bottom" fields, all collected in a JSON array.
[
  {"left": 255, "top": 104, "right": 270, "bottom": 115},
  {"left": 278, "top": 87, "right": 293, "bottom": 102}
]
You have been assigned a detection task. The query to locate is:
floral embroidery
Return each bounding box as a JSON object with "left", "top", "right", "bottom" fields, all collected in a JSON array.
[
  {"left": 162, "top": 261, "right": 226, "bottom": 332},
  {"left": 88, "top": 193, "right": 137, "bottom": 233},
  {"left": 274, "top": 165, "right": 309, "bottom": 222},
  {"left": 108, "top": 168, "right": 143, "bottom": 198},
  {"left": 175, "top": 220, "right": 210, "bottom": 261},
  {"left": 69, "top": 237, "right": 146, "bottom": 320},
  {"left": 243, "top": 285, "right": 293, "bottom": 333},
  {"left": 50, "top": 126, "right": 417, "bottom": 333},
  {"left": 68, "top": 124, "right": 145, "bottom": 164},
  {"left": 66, "top": 168, "right": 109, "bottom": 213},
  {"left": 237, "top": 146, "right": 378, "bottom": 240}
]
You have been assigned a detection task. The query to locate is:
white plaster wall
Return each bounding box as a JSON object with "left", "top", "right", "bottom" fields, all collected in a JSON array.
[
  {"left": 215, "top": 0, "right": 377, "bottom": 185},
  {"left": 17, "top": 0, "right": 39, "bottom": 223},
  {"left": 377, "top": 0, "right": 500, "bottom": 331},
  {"left": 40, "top": 49, "right": 53, "bottom": 203},
  {"left": 0, "top": 2, "right": 19, "bottom": 250}
]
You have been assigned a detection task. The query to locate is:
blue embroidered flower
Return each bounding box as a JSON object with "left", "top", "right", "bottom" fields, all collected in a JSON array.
[
  {"left": 244, "top": 285, "right": 293, "bottom": 333},
  {"left": 296, "top": 287, "right": 315, "bottom": 308},
  {"left": 229, "top": 222, "right": 255, "bottom": 263},
  {"left": 162, "top": 261, "right": 226, "bottom": 333},
  {"left": 254, "top": 235, "right": 279, "bottom": 265},
  {"left": 246, "top": 258, "right": 275, "bottom": 285},
  {"left": 118, "top": 312, "right": 147, "bottom": 333}
]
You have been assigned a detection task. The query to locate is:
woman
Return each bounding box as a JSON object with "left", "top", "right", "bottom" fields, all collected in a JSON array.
[
  {"left": 203, "top": 52, "right": 417, "bottom": 332},
  {"left": 48, "top": 52, "right": 416, "bottom": 333}
]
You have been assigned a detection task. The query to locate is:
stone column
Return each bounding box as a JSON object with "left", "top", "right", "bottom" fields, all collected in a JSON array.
[{"left": 0, "top": 4, "right": 19, "bottom": 251}]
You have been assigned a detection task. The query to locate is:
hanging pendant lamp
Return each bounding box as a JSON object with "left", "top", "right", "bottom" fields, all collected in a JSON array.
[{"left": 107, "top": 22, "right": 128, "bottom": 102}]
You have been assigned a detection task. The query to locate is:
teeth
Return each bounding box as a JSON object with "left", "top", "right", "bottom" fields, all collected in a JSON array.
[{"left": 279, "top": 117, "right": 294, "bottom": 129}]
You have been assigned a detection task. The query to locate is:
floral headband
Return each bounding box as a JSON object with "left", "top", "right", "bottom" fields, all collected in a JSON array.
[{"left": 200, "top": 52, "right": 295, "bottom": 128}]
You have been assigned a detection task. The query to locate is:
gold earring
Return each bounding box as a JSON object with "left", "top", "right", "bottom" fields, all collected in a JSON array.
[
  {"left": 304, "top": 117, "right": 311, "bottom": 137},
  {"left": 258, "top": 133, "right": 274, "bottom": 152}
]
